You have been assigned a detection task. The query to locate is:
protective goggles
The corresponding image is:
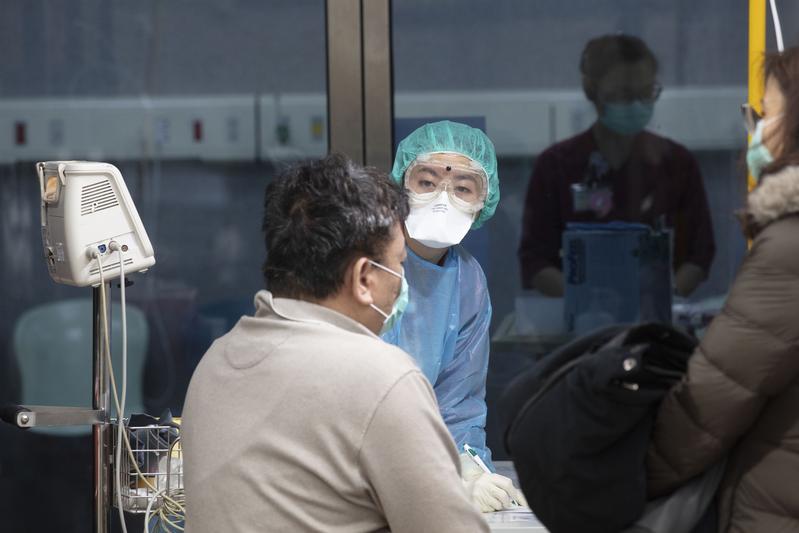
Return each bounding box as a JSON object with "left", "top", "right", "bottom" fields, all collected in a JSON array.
[{"left": 404, "top": 154, "right": 488, "bottom": 213}]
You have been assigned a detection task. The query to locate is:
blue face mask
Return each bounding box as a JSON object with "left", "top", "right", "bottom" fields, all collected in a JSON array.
[
  {"left": 368, "top": 260, "right": 409, "bottom": 335},
  {"left": 746, "top": 119, "right": 776, "bottom": 181},
  {"left": 599, "top": 101, "right": 655, "bottom": 136}
]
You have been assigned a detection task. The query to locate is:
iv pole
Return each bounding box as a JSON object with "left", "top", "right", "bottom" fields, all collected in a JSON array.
[
  {"left": 93, "top": 285, "right": 112, "bottom": 533},
  {"left": 2, "top": 161, "right": 157, "bottom": 532}
]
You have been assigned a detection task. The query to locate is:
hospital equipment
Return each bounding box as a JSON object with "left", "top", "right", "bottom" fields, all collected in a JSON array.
[
  {"left": 36, "top": 161, "right": 155, "bottom": 287},
  {"left": 0, "top": 161, "right": 177, "bottom": 533},
  {"left": 118, "top": 415, "right": 185, "bottom": 532}
]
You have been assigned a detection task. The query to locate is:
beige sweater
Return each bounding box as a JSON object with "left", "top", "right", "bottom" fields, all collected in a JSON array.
[{"left": 182, "top": 290, "right": 488, "bottom": 533}]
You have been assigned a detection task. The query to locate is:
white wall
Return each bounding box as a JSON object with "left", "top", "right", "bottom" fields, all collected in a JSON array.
[{"left": 0, "top": 86, "right": 746, "bottom": 163}]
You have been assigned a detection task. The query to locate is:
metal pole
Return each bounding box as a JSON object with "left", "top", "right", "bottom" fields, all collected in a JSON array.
[
  {"left": 326, "top": 0, "right": 365, "bottom": 163},
  {"left": 748, "top": 0, "right": 766, "bottom": 194},
  {"left": 362, "top": 0, "right": 394, "bottom": 171},
  {"left": 93, "top": 286, "right": 111, "bottom": 533}
]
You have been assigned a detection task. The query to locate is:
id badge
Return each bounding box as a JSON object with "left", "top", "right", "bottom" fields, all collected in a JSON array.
[
  {"left": 571, "top": 183, "right": 590, "bottom": 212},
  {"left": 571, "top": 183, "right": 613, "bottom": 217},
  {"left": 587, "top": 187, "right": 613, "bottom": 217}
]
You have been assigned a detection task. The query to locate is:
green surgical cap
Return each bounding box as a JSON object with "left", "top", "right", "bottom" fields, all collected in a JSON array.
[{"left": 391, "top": 120, "right": 499, "bottom": 229}]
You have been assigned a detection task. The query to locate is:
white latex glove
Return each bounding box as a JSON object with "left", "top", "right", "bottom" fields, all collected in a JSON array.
[{"left": 459, "top": 453, "right": 528, "bottom": 513}]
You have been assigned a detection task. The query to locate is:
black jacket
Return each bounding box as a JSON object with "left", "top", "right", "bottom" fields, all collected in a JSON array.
[{"left": 501, "top": 323, "right": 695, "bottom": 533}]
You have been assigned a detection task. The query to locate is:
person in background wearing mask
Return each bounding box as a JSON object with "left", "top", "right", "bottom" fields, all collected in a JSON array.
[
  {"left": 647, "top": 46, "right": 799, "bottom": 532},
  {"left": 182, "top": 154, "right": 489, "bottom": 533},
  {"left": 518, "top": 34, "right": 715, "bottom": 297},
  {"left": 384, "top": 121, "right": 526, "bottom": 512}
]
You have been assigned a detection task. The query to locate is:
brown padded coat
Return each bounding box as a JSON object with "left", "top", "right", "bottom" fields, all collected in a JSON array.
[{"left": 647, "top": 166, "right": 799, "bottom": 533}]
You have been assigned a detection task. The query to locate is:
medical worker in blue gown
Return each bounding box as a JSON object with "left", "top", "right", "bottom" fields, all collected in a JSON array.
[{"left": 383, "top": 121, "right": 526, "bottom": 512}]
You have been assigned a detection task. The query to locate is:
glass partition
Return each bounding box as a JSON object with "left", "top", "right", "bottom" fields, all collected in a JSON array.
[
  {"left": 0, "top": 1, "right": 327, "bottom": 530},
  {"left": 391, "top": 0, "right": 752, "bottom": 459}
]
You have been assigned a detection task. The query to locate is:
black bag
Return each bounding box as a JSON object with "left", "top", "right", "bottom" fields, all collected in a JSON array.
[{"left": 501, "top": 323, "right": 696, "bottom": 533}]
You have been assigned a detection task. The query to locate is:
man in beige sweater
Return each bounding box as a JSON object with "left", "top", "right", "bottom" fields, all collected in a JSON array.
[{"left": 182, "top": 154, "right": 488, "bottom": 532}]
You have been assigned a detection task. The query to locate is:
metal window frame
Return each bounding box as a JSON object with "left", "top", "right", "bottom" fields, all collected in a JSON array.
[{"left": 326, "top": 0, "right": 393, "bottom": 169}]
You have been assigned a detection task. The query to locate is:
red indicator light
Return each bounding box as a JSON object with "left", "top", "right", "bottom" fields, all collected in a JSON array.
[{"left": 15, "top": 122, "right": 26, "bottom": 145}]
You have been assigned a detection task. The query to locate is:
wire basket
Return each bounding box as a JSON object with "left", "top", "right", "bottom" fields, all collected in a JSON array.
[{"left": 114, "top": 421, "right": 183, "bottom": 514}]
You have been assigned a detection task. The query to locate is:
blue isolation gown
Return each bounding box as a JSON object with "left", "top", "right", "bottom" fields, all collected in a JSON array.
[{"left": 383, "top": 244, "right": 494, "bottom": 468}]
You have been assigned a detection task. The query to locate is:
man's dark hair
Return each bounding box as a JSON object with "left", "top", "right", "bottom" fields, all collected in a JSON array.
[
  {"left": 580, "top": 34, "right": 659, "bottom": 101},
  {"left": 262, "top": 153, "right": 408, "bottom": 300}
]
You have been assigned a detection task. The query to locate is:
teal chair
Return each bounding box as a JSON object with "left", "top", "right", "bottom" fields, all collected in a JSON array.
[{"left": 12, "top": 298, "right": 149, "bottom": 435}]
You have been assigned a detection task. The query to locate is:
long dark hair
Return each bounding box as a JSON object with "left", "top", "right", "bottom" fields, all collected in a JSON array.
[{"left": 762, "top": 47, "right": 799, "bottom": 176}]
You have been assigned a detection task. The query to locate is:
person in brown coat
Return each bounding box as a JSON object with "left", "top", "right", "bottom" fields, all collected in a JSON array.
[{"left": 646, "top": 47, "right": 799, "bottom": 532}]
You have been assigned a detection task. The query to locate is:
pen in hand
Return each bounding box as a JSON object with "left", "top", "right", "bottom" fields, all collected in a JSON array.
[{"left": 463, "top": 443, "right": 520, "bottom": 507}]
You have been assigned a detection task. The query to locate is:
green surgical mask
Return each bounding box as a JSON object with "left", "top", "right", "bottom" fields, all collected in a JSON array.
[
  {"left": 746, "top": 118, "right": 777, "bottom": 181},
  {"left": 600, "top": 101, "right": 654, "bottom": 136},
  {"left": 368, "top": 260, "right": 408, "bottom": 334}
]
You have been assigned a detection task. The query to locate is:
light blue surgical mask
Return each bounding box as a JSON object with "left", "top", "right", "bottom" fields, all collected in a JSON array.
[
  {"left": 599, "top": 101, "right": 655, "bottom": 136},
  {"left": 746, "top": 118, "right": 778, "bottom": 181},
  {"left": 368, "top": 260, "right": 408, "bottom": 334}
]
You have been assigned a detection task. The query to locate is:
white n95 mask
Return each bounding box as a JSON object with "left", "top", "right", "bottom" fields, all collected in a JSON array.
[{"left": 405, "top": 191, "right": 475, "bottom": 249}]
